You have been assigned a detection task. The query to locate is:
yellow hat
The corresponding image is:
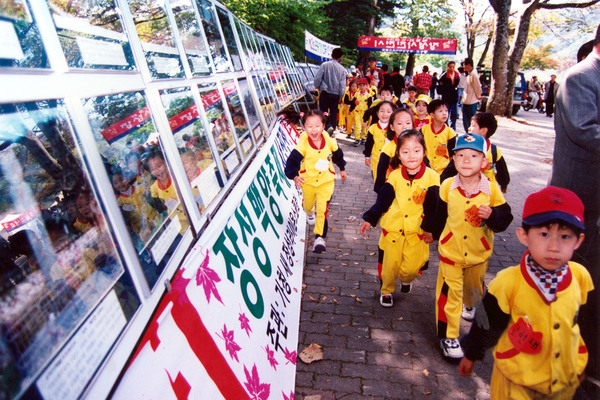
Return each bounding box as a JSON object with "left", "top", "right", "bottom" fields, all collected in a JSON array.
[{"left": 415, "top": 94, "right": 431, "bottom": 105}]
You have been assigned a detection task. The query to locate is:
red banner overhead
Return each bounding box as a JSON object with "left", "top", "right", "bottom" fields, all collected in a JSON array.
[{"left": 357, "top": 36, "right": 458, "bottom": 55}]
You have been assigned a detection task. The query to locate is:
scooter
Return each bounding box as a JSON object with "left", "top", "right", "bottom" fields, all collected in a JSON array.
[{"left": 522, "top": 92, "right": 545, "bottom": 113}]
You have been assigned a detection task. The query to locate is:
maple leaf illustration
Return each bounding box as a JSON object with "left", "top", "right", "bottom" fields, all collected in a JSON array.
[
  {"left": 239, "top": 312, "right": 252, "bottom": 336},
  {"left": 264, "top": 345, "right": 278, "bottom": 370},
  {"left": 195, "top": 249, "right": 224, "bottom": 304},
  {"left": 216, "top": 324, "right": 241, "bottom": 362},
  {"left": 282, "top": 391, "right": 294, "bottom": 400},
  {"left": 283, "top": 347, "right": 297, "bottom": 365},
  {"left": 243, "top": 364, "right": 270, "bottom": 400}
]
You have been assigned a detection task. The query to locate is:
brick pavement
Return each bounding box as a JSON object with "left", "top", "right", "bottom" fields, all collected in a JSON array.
[{"left": 294, "top": 112, "right": 556, "bottom": 399}]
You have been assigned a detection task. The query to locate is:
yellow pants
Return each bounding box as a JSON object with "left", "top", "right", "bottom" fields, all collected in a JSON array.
[
  {"left": 346, "top": 109, "right": 356, "bottom": 135},
  {"left": 490, "top": 363, "right": 579, "bottom": 399},
  {"left": 378, "top": 231, "right": 429, "bottom": 295},
  {"left": 353, "top": 110, "right": 367, "bottom": 140},
  {"left": 435, "top": 259, "right": 487, "bottom": 339},
  {"left": 302, "top": 180, "right": 334, "bottom": 237},
  {"left": 339, "top": 104, "right": 348, "bottom": 128}
]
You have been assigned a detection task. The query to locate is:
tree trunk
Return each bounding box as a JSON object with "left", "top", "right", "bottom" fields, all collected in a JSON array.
[
  {"left": 405, "top": 53, "right": 415, "bottom": 77},
  {"left": 505, "top": 2, "right": 539, "bottom": 115},
  {"left": 357, "top": 0, "right": 379, "bottom": 72},
  {"left": 486, "top": 0, "right": 512, "bottom": 117},
  {"left": 477, "top": 31, "right": 493, "bottom": 68}
]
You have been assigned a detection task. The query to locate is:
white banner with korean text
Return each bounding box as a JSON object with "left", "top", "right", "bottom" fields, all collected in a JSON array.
[
  {"left": 305, "top": 30, "right": 338, "bottom": 63},
  {"left": 113, "top": 118, "right": 305, "bottom": 399}
]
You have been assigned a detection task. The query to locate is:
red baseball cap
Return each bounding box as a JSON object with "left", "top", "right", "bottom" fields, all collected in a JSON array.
[
  {"left": 357, "top": 78, "right": 369, "bottom": 85},
  {"left": 522, "top": 186, "right": 585, "bottom": 230}
]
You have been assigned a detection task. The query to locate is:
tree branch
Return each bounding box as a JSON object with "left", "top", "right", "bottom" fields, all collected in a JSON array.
[{"left": 539, "top": 0, "right": 600, "bottom": 10}]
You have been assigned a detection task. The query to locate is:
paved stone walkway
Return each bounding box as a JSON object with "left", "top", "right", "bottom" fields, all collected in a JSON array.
[{"left": 294, "top": 112, "right": 556, "bottom": 399}]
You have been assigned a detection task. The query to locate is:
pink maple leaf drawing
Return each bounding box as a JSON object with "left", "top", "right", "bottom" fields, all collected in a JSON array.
[
  {"left": 282, "top": 391, "right": 294, "bottom": 400},
  {"left": 216, "top": 324, "right": 241, "bottom": 362},
  {"left": 243, "top": 364, "right": 270, "bottom": 400},
  {"left": 239, "top": 312, "right": 252, "bottom": 336},
  {"left": 283, "top": 347, "right": 297, "bottom": 365},
  {"left": 264, "top": 345, "right": 278, "bottom": 370},
  {"left": 195, "top": 249, "right": 224, "bottom": 304}
]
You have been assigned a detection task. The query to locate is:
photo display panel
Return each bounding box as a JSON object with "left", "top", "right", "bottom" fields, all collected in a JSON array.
[
  {"left": 47, "top": 0, "right": 136, "bottom": 70},
  {"left": 127, "top": 0, "right": 184, "bottom": 79},
  {"left": 158, "top": 86, "right": 222, "bottom": 211},
  {"left": 0, "top": 0, "right": 49, "bottom": 68},
  {"left": 82, "top": 91, "right": 189, "bottom": 289},
  {"left": 0, "top": 100, "right": 138, "bottom": 398}
]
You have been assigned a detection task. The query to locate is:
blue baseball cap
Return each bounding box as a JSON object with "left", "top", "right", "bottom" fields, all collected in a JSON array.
[{"left": 453, "top": 133, "right": 486, "bottom": 153}]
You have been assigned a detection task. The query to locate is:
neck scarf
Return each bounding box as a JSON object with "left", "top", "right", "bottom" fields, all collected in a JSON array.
[{"left": 526, "top": 254, "right": 567, "bottom": 302}]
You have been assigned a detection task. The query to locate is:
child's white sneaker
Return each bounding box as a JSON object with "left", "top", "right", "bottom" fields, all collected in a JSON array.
[
  {"left": 306, "top": 212, "right": 316, "bottom": 226},
  {"left": 462, "top": 305, "right": 476, "bottom": 321},
  {"left": 440, "top": 338, "right": 464, "bottom": 359},
  {"left": 379, "top": 293, "right": 393, "bottom": 307},
  {"left": 312, "top": 237, "right": 326, "bottom": 253}
]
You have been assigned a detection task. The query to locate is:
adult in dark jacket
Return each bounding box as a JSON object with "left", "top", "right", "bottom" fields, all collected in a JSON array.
[
  {"left": 436, "top": 61, "right": 460, "bottom": 130},
  {"left": 549, "top": 23, "right": 600, "bottom": 395},
  {"left": 387, "top": 66, "right": 405, "bottom": 97}
]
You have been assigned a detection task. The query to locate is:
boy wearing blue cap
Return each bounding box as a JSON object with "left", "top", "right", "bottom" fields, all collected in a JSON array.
[
  {"left": 459, "top": 186, "right": 593, "bottom": 398},
  {"left": 433, "top": 133, "right": 513, "bottom": 359}
]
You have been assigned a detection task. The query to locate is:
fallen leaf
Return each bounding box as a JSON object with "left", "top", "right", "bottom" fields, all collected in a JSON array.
[
  {"left": 423, "top": 369, "right": 429, "bottom": 377},
  {"left": 308, "top": 295, "right": 317, "bottom": 302},
  {"left": 330, "top": 287, "right": 336, "bottom": 292},
  {"left": 397, "top": 317, "right": 403, "bottom": 321},
  {"left": 403, "top": 352, "right": 410, "bottom": 356},
  {"left": 299, "top": 343, "right": 323, "bottom": 364},
  {"left": 343, "top": 252, "right": 350, "bottom": 256},
  {"left": 354, "top": 262, "right": 359, "bottom": 265},
  {"left": 369, "top": 252, "right": 376, "bottom": 256},
  {"left": 350, "top": 294, "right": 356, "bottom": 298},
  {"left": 356, "top": 297, "right": 362, "bottom": 303},
  {"left": 322, "top": 296, "right": 327, "bottom": 301},
  {"left": 300, "top": 238, "right": 306, "bottom": 243},
  {"left": 341, "top": 263, "right": 348, "bottom": 266},
  {"left": 333, "top": 298, "right": 339, "bottom": 304},
  {"left": 423, "top": 392, "right": 431, "bottom": 396}
]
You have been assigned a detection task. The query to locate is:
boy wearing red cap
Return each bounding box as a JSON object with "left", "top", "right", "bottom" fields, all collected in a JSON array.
[{"left": 459, "top": 186, "right": 594, "bottom": 398}]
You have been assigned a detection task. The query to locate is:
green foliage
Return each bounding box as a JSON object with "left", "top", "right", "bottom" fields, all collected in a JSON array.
[
  {"left": 392, "top": 0, "right": 459, "bottom": 40},
  {"left": 222, "top": 0, "right": 330, "bottom": 59}
]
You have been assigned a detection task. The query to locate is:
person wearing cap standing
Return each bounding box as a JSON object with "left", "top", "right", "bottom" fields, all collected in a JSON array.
[
  {"left": 433, "top": 133, "right": 513, "bottom": 360},
  {"left": 314, "top": 47, "right": 347, "bottom": 135},
  {"left": 459, "top": 186, "right": 593, "bottom": 399}
]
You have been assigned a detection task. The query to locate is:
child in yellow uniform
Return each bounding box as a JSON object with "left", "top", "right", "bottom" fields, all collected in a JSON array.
[
  {"left": 373, "top": 108, "right": 415, "bottom": 193},
  {"left": 433, "top": 133, "right": 513, "bottom": 359},
  {"left": 112, "top": 170, "right": 163, "bottom": 247},
  {"left": 361, "top": 130, "right": 439, "bottom": 307},
  {"left": 144, "top": 147, "right": 189, "bottom": 234},
  {"left": 361, "top": 86, "right": 397, "bottom": 133},
  {"left": 285, "top": 110, "right": 347, "bottom": 253},
  {"left": 413, "top": 94, "right": 432, "bottom": 130},
  {"left": 459, "top": 186, "right": 593, "bottom": 399},
  {"left": 402, "top": 85, "right": 418, "bottom": 116},
  {"left": 350, "top": 78, "right": 373, "bottom": 147},
  {"left": 73, "top": 191, "right": 97, "bottom": 233},
  {"left": 421, "top": 99, "right": 457, "bottom": 175},
  {"left": 343, "top": 79, "right": 359, "bottom": 138},
  {"left": 363, "top": 101, "right": 395, "bottom": 182},
  {"left": 469, "top": 112, "right": 510, "bottom": 193}
]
